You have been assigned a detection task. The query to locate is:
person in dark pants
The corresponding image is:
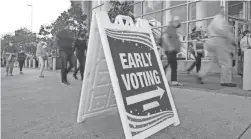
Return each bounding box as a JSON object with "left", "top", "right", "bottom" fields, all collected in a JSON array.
[
  {"left": 186, "top": 40, "right": 204, "bottom": 74},
  {"left": 55, "top": 20, "right": 76, "bottom": 85},
  {"left": 17, "top": 45, "right": 26, "bottom": 74},
  {"left": 162, "top": 16, "right": 183, "bottom": 86},
  {"left": 73, "top": 30, "right": 87, "bottom": 80}
]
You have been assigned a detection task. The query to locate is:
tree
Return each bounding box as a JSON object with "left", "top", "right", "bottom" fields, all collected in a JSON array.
[
  {"left": 14, "top": 28, "right": 37, "bottom": 55},
  {"left": 108, "top": 1, "right": 135, "bottom": 23},
  {"left": 38, "top": 1, "right": 88, "bottom": 54},
  {"left": 1, "top": 33, "right": 14, "bottom": 54}
]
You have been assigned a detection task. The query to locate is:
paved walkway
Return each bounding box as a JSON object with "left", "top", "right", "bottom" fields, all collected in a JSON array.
[{"left": 1, "top": 68, "right": 251, "bottom": 139}]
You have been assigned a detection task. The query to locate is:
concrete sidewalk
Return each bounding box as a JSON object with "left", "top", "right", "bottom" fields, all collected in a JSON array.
[{"left": 1, "top": 68, "right": 251, "bottom": 139}]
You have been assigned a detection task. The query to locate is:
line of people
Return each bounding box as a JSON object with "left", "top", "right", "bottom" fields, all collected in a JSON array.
[
  {"left": 2, "top": 21, "right": 88, "bottom": 83},
  {"left": 2, "top": 43, "right": 27, "bottom": 76},
  {"left": 160, "top": 7, "right": 243, "bottom": 87}
]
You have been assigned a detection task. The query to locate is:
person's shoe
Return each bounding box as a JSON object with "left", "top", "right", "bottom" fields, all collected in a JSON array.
[
  {"left": 221, "top": 83, "right": 237, "bottom": 87},
  {"left": 62, "top": 81, "right": 70, "bottom": 85},
  {"left": 6, "top": 73, "right": 9, "bottom": 76},
  {"left": 39, "top": 75, "right": 44, "bottom": 78},
  {"left": 20, "top": 71, "right": 23, "bottom": 75},
  {"left": 196, "top": 76, "right": 204, "bottom": 84},
  {"left": 73, "top": 74, "right": 78, "bottom": 80},
  {"left": 9, "top": 74, "right": 13, "bottom": 76},
  {"left": 171, "top": 81, "right": 183, "bottom": 86}
]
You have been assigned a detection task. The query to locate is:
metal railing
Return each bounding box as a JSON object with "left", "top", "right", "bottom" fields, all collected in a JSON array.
[{"left": 135, "top": 0, "right": 201, "bottom": 19}]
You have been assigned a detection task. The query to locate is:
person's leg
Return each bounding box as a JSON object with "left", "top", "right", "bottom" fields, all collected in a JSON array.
[
  {"left": 66, "top": 53, "right": 74, "bottom": 74},
  {"left": 163, "top": 51, "right": 169, "bottom": 73},
  {"left": 79, "top": 53, "right": 85, "bottom": 80},
  {"left": 167, "top": 51, "right": 182, "bottom": 85},
  {"left": 73, "top": 53, "right": 82, "bottom": 79},
  {"left": 6, "top": 62, "right": 9, "bottom": 76},
  {"left": 38, "top": 56, "right": 45, "bottom": 77},
  {"left": 216, "top": 48, "right": 236, "bottom": 87},
  {"left": 9, "top": 58, "right": 15, "bottom": 76},
  {"left": 196, "top": 53, "right": 203, "bottom": 72},
  {"left": 59, "top": 51, "right": 69, "bottom": 84},
  {"left": 187, "top": 51, "right": 197, "bottom": 73},
  {"left": 67, "top": 52, "right": 76, "bottom": 74},
  {"left": 18, "top": 60, "right": 24, "bottom": 74}
]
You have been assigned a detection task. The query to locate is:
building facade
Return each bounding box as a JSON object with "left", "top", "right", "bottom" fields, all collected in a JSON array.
[
  {"left": 78, "top": 0, "right": 250, "bottom": 73},
  {"left": 79, "top": 0, "right": 250, "bottom": 58}
]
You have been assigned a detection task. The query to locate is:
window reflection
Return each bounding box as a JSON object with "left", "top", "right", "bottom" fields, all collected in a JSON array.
[
  {"left": 228, "top": 1, "right": 244, "bottom": 19},
  {"left": 249, "top": 2, "right": 251, "bottom": 19},
  {"left": 170, "top": 1, "right": 187, "bottom": 7},
  {"left": 127, "top": 0, "right": 250, "bottom": 60}
]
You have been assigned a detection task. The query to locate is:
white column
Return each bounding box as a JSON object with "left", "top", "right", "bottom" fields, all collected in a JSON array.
[
  {"left": 163, "top": 0, "right": 172, "bottom": 25},
  {"left": 101, "top": 1, "right": 111, "bottom": 11},
  {"left": 33, "top": 59, "right": 36, "bottom": 68},
  {"left": 196, "top": 1, "right": 207, "bottom": 31},
  {"left": 148, "top": 1, "right": 154, "bottom": 8},
  {"left": 53, "top": 57, "right": 56, "bottom": 70},
  {"left": 81, "top": 1, "right": 91, "bottom": 30},
  {"left": 45, "top": 60, "right": 48, "bottom": 70},
  {"left": 243, "top": 49, "right": 251, "bottom": 91},
  {"left": 133, "top": 1, "right": 142, "bottom": 17},
  {"left": 29, "top": 59, "right": 32, "bottom": 68},
  {"left": 24, "top": 59, "right": 28, "bottom": 68}
]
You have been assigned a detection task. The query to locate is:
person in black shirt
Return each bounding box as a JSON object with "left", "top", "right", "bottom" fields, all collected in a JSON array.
[
  {"left": 55, "top": 20, "right": 76, "bottom": 85},
  {"left": 73, "top": 30, "right": 87, "bottom": 80}
]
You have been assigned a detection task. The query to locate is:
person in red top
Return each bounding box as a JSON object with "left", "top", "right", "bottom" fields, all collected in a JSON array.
[{"left": 3, "top": 42, "right": 18, "bottom": 76}]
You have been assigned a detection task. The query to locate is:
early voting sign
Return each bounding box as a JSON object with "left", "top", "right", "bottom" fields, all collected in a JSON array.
[{"left": 77, "top": 11, "right": 180, "bottom": 139}]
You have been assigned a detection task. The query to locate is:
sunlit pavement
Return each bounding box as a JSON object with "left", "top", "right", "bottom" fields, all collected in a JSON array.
[{"left": 1, "top": 68, "right": 251, "bottom": 139}]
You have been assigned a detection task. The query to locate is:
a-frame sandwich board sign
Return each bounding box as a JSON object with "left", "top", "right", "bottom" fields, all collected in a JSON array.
[{"left": 77, "top": 11, "right": 180, "bottom": 139}]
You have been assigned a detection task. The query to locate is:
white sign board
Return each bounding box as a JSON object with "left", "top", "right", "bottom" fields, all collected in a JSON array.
[{"left": 77, "top": 11, "right": 180, "bottom": 139}]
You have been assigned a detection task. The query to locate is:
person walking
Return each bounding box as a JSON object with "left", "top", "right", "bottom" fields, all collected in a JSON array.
[
  {"left": 3, "top": 42, "right": 18, "bottom": 76},
  {"left": 186, "top": 27, "right": 204, "bottom": 74},
  {"left": 197, "top": 8, "right": 236, "bottom": 87},
  {"left": 161, "top": 16, "right": 183, "bottom": 86},
  {"left": 36, "top": 40, "right": 48, "bottom": 78},
  {"left": 73, "top": 30, "right": 88, "bottom": 80},
  {"left": 54, "top": 20, "right": 76, "bottom": 85},
  {"left": 17, "top": 45, "right": 26, "bottom": 74}
]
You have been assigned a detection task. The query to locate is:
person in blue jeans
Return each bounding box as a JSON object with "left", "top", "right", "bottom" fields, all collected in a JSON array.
[{"left": 55, "top": 20, "right": 76, "bottom": 85}]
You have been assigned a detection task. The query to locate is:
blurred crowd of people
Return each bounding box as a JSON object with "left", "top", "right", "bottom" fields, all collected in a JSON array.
[
  {"left": 1, "top": 20, "right": 88, "bottom": 85},
  {"left": 2, "top": 7, "right": 250, "bottom": 88},
  {"left": 160, "top": 7, "right": 250, "bottom": 87}
]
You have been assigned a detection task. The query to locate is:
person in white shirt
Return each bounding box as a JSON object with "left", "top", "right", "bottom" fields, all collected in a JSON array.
[
  {"left": 240, "top": 30, "right": 251, "bottom": 53},
  {"left": 197, "top": 8, "right": 236, "bottom": 87}
]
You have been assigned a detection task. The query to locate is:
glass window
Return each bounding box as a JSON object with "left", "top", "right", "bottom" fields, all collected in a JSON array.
[
  {"left": 170, "top": 1, "right": 187, "bottom": 7},
  {"left": 143, "top": 1, "right": 163, "bottom": 25},
  {"left": 132, "top": 2, "right": 143, "bottom": 18},
  {"left": 206, "top": 1, "right": 221, "bottom": 17},
  {"left": 228, "top": 1, "right": 244, "bottom": 19},
  {"left": 189, "top": 2, "right": 197, "bottom": 20},
  {"left": 171, "top": 5, "right": 187, "bottom": 22}
]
